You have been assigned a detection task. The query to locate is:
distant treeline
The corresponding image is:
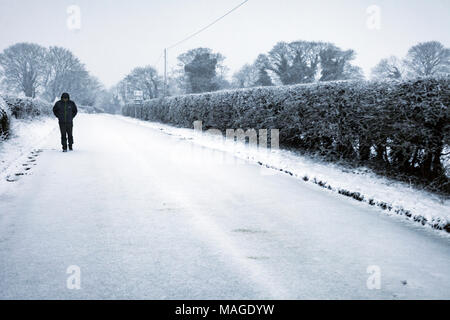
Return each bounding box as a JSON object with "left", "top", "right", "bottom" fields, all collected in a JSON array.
[
  {"left": 117, "top": 40, "right": 449, "bottom": 103},
  {"left": 1, "top": 40, "right": 448, "bottom": 112},
  {"left": 0, "top": 43, "right": 119, "bottom": 114}
]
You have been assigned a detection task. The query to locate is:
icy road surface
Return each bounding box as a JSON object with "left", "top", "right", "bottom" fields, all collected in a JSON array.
[{"left": 0, "top": 114, "right": 449, "bottom": 299}]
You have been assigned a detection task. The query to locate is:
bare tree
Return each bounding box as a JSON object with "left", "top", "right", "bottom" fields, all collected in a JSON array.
[
  {"left": 266, "top": 41, "right": 361, "bottom": 85},
  {"left": 232, "top": 54, "right": 273, "bottom": 88},
  {"left": 253, "top": 54, "right": 273, "bottom": 86},
  {"left": 266, "top": 41, "right": 320, "bottom": 85},
  {"left": 319, "top": 45, "right": 359, "bottom": 81},
  {"left": 342, "top": 64, "right": 364, "bottom": 80},
  {"left": 42, "top": 46, "right": 94, "bottom": 102},
  {"left": 371, "top": 56, "right": 406, "bottom": 80},
  {"left": 0, "top": 68, "right": 6, "bottom": 93},
  {"left": 79, "top": 76, "right": 103, "bottom": 106},
  {"left": 0, "top": 43, "right": 47, "bottom": 97},
  {"left": 404, "top": 41, "right": 450, "bottom": 77},
  {"left": 177, "top": 48, "right": 227, "bottom": 93},
  {"left": 94, "top": 87, "right": 121, "bottom": 114},
  {"left": 232, "top": 64, "right": 259, "bottom": 88},
  {"left": 122, "top": 66, "right": 162, "bottom": 101}
]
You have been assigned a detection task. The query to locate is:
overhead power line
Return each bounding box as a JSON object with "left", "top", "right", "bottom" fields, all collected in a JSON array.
[
  {"left": 167, "top": 0, "right": 249, "bottom": 49},
  {"left": 160, "top": 0, "right": 249, "bottom": 96},
  {"left": 152, "top": 51, "right": 164, "bottom": 67}
]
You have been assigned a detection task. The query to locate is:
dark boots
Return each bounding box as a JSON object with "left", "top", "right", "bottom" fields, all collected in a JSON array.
[{"left": 62, "top": 145, "right": 73, "bottom": 152}]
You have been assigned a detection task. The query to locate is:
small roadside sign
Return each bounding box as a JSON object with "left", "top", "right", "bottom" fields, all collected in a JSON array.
[{"left": 133, "top": 90, "right": 143, "bottom": 100}]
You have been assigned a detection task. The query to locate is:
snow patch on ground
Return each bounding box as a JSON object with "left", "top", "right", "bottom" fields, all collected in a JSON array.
[
  {"left": 0, "top": 117, "right": 57, "bottom": 192},
  {"left": 116, "top": 114, "right": 450, "bottom": 233}
]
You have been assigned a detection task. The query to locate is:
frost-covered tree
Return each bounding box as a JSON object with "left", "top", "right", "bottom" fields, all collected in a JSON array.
[
  {"left": 253, "top": 54, "right": 273, "bottom": 86},
  {"left": 0, "top": 69, "right": 6, "bottom": 94},
  {"left": 215, "top": 63, "right": 231, "bottom": 90},
  {"left": 371, "top": 56, "right": 406, "bottom": 80},
  {"left": 255, "top": 68, "right": 273, "bottom": 86},
  {"left": 232, "top": 64, "right": 259, "bottom": 88},
  {"left": 177, "top": 48, "right": 227, "bottom": 93},
  {"left": 404, "top": 41, "right": 450, "bottom": 77},
  {"left": 342, "top": 64, "right": 364, "bottom": 80},
  {"left": 0, "top": 44, "right": 102, "bottom": 103},
  {"left": 94, "top": 88, "right": 121, "bottom": 114},
  {"left": 232, "top": 54, "right": 273, "bottom": 88},
  {"left": 319, "top": 45, "right": 359, "bottom": 81},
  {"left": 117, "top": 66, "right": 164, "bottom": 103},
  {"left": 265, "top": 41, "right": 361, "bottom": 85},
  {"left": 164, "top": 68, "right": 185, "bottom": 97},
  {"left": 78, "top": 76, "right": 103, "bottom": 106},
  {"left": 116, "top": 79, "right": 128, "bottom": 104},
  {"left": 41, "top": 46, "right": 97, "bottom": 103},
  {"left": 0, "top": 43, "right": 47, "bottom": 97},
  {"left": 124, "top": 66, "right": 162, "bottom": 100},
  {"left": 266, "top": 41, "right": 320, "bottom": 85}
]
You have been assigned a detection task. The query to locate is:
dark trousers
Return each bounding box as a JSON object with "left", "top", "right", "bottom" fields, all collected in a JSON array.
[{"left": 59, "top": 122, "right": 73, "bottom": 149}]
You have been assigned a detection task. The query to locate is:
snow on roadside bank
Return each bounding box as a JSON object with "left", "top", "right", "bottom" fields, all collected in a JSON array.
[
  {"left": 115, "top": 114, "right": 450, "bottom": 234},
  {"left": 0, "top": 117, "right": 57, "bottom": 192}
]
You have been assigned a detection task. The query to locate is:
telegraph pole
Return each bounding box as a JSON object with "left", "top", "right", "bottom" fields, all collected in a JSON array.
[{"left": 158, "top": 1, "right": 248, "bottom": 98}]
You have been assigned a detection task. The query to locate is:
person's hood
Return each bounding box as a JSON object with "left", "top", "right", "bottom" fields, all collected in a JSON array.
[{"left": 61, "top": 92, "right": 70, "bottom": 100}]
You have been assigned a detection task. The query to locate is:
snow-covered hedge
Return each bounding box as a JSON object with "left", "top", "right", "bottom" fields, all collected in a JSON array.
[
  {"left": 0, "top": 97, "right": 10, "bottom": 139},
  {"left": 0, "top": 95, "right": 52, "bottom": 140},
  {"left": 123, "top": 77, "right": 450, "bottom": 192},
  {"left": 1, "top": 95, "right": 52, "bottom": 119}
]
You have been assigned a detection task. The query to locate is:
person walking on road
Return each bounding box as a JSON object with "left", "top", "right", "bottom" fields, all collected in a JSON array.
[{"left": 53, "top": 92, "right": 78, "bottom": 152}]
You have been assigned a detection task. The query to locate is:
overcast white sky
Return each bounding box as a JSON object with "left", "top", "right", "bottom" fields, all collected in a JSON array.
[{"left": 0, "top": 0, "right": 449, "bottom": 88}]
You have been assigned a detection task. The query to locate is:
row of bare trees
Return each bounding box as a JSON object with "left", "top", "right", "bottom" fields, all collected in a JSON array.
[
  {"left": 117, "top": 40, "right": 363, "bottom": 100},
  {"left": 0, "top": 43, "right": 102, "bottom": 106},
  {"left": 232, "top": 41, "right": 364, "bottom": 88},
  {"left": 115, "top": 66, "right": 163, "bottom": 104},
  {"left": 107, "top": 40, "right": 450, "bottom": 107},
  {"left": 371, "top": 41, "right": 450, "bottom": 80}
]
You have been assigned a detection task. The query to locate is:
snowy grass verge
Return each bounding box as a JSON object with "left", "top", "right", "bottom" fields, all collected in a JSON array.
[
  {"left": 0, "top": 117, "right": 57, "bottom": 193},
  {"left": 116, "top": 114, "right": 450, "bottom": 234}
]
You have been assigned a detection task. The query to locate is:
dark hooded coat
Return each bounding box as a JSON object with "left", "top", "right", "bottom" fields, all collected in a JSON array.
[{"left": 53, "top": 92, "right": 78, "bottom": 123}]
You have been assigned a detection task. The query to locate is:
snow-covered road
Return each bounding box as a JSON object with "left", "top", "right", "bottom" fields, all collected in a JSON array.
[{"left": 0, "top": 114, "right": 449, "bottom": 299}]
